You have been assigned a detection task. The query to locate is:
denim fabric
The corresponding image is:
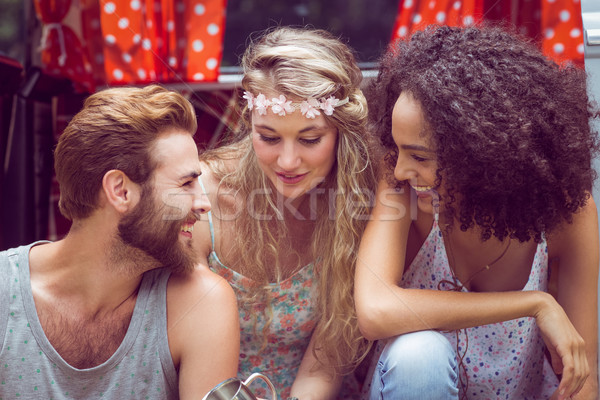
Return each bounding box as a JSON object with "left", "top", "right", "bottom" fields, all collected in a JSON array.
[{"left": 368, "top": 331, "right": 459, "bottom": 400}]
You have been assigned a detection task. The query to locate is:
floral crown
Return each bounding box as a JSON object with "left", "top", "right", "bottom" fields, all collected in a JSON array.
[{"left": 243, "top": 91, "right": 349, "bottom": 119}]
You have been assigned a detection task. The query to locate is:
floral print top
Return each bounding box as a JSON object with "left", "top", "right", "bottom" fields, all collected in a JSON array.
[
  {"left": 401, "top": 220, "right": 559, "bottom": 399},
  {"left": 205, "top": 210, "right": 319, "bottom": 399}
]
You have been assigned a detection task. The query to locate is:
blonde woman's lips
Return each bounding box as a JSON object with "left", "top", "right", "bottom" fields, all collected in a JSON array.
[{"left": 276, "top": 171, "right": 309, "bottom": 184}]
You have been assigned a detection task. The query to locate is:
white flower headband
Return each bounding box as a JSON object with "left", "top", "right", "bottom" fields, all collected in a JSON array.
[{"left": 243, "top": 91, "right": 349, "bottom": 119}]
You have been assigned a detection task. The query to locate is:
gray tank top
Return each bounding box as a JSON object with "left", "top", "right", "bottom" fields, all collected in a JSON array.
[{"left": 0, "top": 242, "right": 179, "bottom": 398}]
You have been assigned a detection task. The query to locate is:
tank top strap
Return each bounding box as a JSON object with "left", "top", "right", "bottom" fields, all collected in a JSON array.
[
  {"left": 0, "top": 248, "right": 13, "bottom": 345},
  {"left": 198, "top": 175, "right": 216, "bottom": 251}
]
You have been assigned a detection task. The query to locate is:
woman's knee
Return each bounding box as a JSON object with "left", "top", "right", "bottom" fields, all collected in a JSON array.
[
  {"left": 371, "top": 330, "right": 459, "bottom": 399},
  {"left": 381, "top": 330, "right": 456, "bottom": 373}
]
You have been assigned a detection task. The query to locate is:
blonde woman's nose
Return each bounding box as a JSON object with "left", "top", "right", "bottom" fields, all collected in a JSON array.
[{"left": 277, "top": 142, "right": 301, "bottom": 171}]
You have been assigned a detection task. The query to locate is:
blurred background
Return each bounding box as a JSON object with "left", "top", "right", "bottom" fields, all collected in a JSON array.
[{"left": 0, "top": 0, "right": 594, "bottom": 250}]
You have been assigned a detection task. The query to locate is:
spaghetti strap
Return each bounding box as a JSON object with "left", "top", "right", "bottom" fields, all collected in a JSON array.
[{"left": 198, "top": 175, "right": 216, "bottom": 251}]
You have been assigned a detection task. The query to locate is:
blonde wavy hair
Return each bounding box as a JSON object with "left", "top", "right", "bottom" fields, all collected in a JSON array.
[{"left": 201, "top": 27, "right": 376, "bottom": 376}]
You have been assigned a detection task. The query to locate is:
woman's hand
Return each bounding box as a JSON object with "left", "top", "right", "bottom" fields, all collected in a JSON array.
[
  {"left": 534, "top": 292, "right": 589, "bottom": 400},
  {"left": 289, "top": 332, "right": 342, "bottom": 400}
]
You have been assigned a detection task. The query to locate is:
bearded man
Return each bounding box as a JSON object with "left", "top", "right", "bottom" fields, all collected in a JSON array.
[{"left": 0, "top": 85, "right": 239, "bottom": 399}]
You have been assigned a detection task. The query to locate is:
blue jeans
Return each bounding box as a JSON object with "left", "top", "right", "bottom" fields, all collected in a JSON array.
[{"left": 368, "top": 331, "right": 459, "bottom": 400}]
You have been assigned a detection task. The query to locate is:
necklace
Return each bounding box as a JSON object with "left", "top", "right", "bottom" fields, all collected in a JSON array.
[
  {"left": 443, "top": 231, "right": 512, "bottom": 291},
  {"left": 438, "top": 229, "right": 511, "bottom": 399}
]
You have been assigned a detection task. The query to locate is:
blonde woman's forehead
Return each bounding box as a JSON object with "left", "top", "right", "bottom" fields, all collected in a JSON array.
[{"left": 252, "top": 109, "right": 333, "bottom": 132}]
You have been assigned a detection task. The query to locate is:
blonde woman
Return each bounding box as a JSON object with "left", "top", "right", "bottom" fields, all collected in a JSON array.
[{"left": 193, "top": 27, "right": 376, "bottom": 399}]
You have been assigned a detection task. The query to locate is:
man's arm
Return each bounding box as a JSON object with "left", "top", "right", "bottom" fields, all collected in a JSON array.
[{"left": 167, "top": 266, "right": 240, "bottom": 399}]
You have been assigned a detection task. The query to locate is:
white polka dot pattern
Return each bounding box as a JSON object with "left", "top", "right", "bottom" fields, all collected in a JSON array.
[
  {"left": 389, "top": 0, "right": 480, "bottom": 39},
  {"left": 541, "top": 0, "right": 585, "bottom": 65},
  {"left": 389, "top": 0, "right": 584, "bottom": 67},
  {"left": 34, "top": 0, "right": 227, "bottom": 91},
  {"left": 97, "top": 0, "right": 226, "bottom": 84}
]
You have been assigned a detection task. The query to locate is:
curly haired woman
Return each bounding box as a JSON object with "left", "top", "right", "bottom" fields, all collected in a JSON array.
[
  {"left": 355, "top": 25, "right": 599, "bottom": 399},
  {"left": 193, "top": 27, "right": 376, "bottom": 399}
]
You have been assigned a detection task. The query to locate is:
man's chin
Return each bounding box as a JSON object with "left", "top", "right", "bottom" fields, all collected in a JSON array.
[{"left": 161, "top": 244, "right": 198, "bottom": 275}]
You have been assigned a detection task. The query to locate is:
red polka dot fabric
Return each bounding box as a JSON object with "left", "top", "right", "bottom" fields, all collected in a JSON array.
[
  {"left": 99, "top": 0, "right": 227, "bottom": 84},
  {"left": 390, "top": 0, "right": 584, "bottom": 67},
  {"left": 34, "top": 0, "right": 586, "bottom": 90},
  {"left": 34, "top": 0, "right": 227, "bottom": 91},
  {"left": 34, "top": 0, "right": 96, "bottom": 92},
  {"left": 390, "top": 0, "right": 484, "bottom": 41},
  {"left": 541, "top": 0, "right": 584, "bottom": 66}
]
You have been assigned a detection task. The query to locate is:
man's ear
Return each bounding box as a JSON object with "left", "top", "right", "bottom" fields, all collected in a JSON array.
[{"left": 102, "top": 170, "right": 141, "bottom": 213}]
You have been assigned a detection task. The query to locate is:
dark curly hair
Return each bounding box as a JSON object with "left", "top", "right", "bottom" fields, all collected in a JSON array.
[{"left": 366, "top": 25, "right": 599, "bottom": 242}]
